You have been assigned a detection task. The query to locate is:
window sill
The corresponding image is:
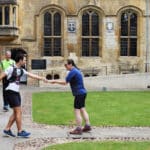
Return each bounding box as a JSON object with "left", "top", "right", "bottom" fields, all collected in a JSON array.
[{"left": 0, "top": 26, "right": 18, "bottom": 39}]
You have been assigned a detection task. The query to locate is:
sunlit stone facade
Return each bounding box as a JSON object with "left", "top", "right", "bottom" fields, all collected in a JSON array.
[{"left": 0, "top": 0, "right": 149, "bottom": 86}]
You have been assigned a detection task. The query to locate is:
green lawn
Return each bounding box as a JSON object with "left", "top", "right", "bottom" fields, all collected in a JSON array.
[
  {"left": 43, "top": 141, "right": 150, "bottom": 150},
  {"left": 32, "top": 91, "right": 150, "bottom": 126}
]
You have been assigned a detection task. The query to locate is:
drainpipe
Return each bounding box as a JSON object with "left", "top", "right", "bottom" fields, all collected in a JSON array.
[{"left": 145, "top": 0, "right": 150, "bottom": 72}]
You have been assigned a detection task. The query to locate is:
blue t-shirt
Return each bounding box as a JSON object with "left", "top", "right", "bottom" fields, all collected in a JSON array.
[{"left": 66, "top": 67, "right": 87, "bottom": 96}]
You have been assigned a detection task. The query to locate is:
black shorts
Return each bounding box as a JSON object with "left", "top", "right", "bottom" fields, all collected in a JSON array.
[
  {"left": 74, "top": 94, "right": 86, "bottom": 109},
  {"left": 5, "top": 90, "right": 21, "bottom": 108}
]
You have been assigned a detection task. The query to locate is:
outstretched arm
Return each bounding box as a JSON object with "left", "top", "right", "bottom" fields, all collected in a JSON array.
[
  {"left": 49, "top": 80, "right": 68, "bottom": 85},
  {"left": 26, "top": 72, "right": 46, "bottom": 82}
]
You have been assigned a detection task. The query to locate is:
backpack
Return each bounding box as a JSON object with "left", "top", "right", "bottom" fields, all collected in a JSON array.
[{"left": 5, "top": 66, "right": 24, "bottom": 88}]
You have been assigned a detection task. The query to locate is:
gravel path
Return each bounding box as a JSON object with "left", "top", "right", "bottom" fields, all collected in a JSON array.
[{"left": 0, "top": 85, "right": 150, "bottom": 150}]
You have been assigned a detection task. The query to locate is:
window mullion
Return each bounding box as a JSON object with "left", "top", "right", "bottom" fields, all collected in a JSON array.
[
  {"left": 89, "top": 14, "right": 92, "bottom": 56},
  {"left": 128, "top": 14, "right": 130, "bottom": 56},
  {"left": 51, "top": 37, "right": 54, "bottom": 56},
  {"left": 89, "top": 38, "right": 92, "bottom": 56},
  {"left": 10, "top": 5, "right": 12, "bottom": 26},
  {"left": 15, "top": 6, "right": 18, "bottom": 27},
  {"left": 51, "top": 13, "right": 54, "bottom": 36},
  {"left": 128, "top": 38, "right": 130, "bottom": 56},
  {"left": 51, "top": 13, "right": 54, "bottom": 56}
]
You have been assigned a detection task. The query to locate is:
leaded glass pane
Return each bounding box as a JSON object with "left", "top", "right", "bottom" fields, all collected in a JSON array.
[
  {"left": 44, "top": 12, "right": 51, "bottom": 36},
  {"left": 54, "top": 38, "right": 61, "bottom": 56},
  {"left": 120, "top": 10, "right": 138, "bottom": 56},
  {"left": 121, "top": 13, "right": 128, "bottom": 36},
  {"left": 82, "top": 13, "right": 89, "bottom": 36},
  {"left": 5, "top": 6, "right": 9, "bottom": 25},
  {"left": 91, "top": 38, "right": 99, "bottom": 56},
  {"left": 54, "top": 12, "right": 61, "bottom": 36},
  {"left": 82, "top": 39, "right": 89, "bottom": 56},
  {"left": 92, "top": 13, "right": 99, "bottom": 36},
  {"left": 130, "top": 13, "right": 137, "bottom": 36},
  {"left": 44, "top": 38, "right": 52, "bottom": 56},
  {"left": 43, "top": 10, "right": 62, "bottom": 56},
  {"left": 120, "top": 38, "right": 128, "bottom": 56},
  {"left": 0, "top": 7, "right": 2, "bottom": 25},
  {"left": 130, "top": 38, "right": 137, "bottom": 56}
]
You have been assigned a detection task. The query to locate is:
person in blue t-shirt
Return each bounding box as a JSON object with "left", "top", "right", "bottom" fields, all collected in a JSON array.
[{"left": 50, "top": 59, "right": 91, "bottom": 135}]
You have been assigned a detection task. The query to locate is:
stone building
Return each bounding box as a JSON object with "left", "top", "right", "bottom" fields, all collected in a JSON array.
[{"left": 0, "top": 0, "right": 150, "bottom": 86}]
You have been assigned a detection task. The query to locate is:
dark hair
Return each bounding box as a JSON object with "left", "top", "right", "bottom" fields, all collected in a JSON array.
[
  {"left": 67, "top": 59, "right": 79, "bottom": 70},
  {"left": 14, "top": 53, "right": 24, "bottom": 63}
]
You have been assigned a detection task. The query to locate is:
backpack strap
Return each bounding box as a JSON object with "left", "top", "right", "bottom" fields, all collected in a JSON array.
[
  {"left": 8, "top": 67, "right": 24, "bottom": 83},
  {"left": 20, "top": 68, "right": 24, "bottom": 77}
]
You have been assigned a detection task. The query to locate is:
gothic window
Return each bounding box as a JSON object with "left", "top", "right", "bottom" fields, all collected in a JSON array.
[
  {"left": 43, "top": 10, "right": 62, "bottom": 56},
  {"left": 82, "top": 10, "right": 100, "bottom": 56},
  {"left": 120, "top": 10, "right": 138, "bottom": 56}
]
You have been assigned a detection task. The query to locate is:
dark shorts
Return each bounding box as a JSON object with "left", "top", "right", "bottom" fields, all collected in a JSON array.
[
  {"left": 74, "top": 94, "right": 86, "bottom": 109},
  {"left": 5, "top": 90, "right": 21, "bottom": 108}
]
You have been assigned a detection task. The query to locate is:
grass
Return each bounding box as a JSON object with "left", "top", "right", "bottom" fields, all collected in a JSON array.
[
  {"left": 32, "top": 91, "right": 150, "bottom": 126},
  {"left": 43, "top": 141, "right": 150, "bottom": 150}
]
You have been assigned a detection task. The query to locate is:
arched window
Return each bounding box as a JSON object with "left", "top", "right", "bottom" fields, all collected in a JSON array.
[
  {"left": 43, "top": 10, "right": 62, "bottom": 56},
  {"left": 82, "top": 10, "right": 100, "bottom": 56},
  {"left": 120, "top": 10, "right": 138, "bottom": 56}
]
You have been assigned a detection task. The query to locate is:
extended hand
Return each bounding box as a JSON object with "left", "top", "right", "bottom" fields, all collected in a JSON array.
[
  {"left": 49, "top": 80, "right": 56, "bottom": 84},
  {"left": 41, "top": 77, "right": 48, "bottom": 83}
]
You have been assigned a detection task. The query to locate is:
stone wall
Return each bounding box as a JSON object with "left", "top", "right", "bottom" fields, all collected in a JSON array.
[
  {"left": 0, "top": 0, "right": 149, "bottom": 86},
  {"left": 40, "top": 72, "right": 150, "bottom": 90}
]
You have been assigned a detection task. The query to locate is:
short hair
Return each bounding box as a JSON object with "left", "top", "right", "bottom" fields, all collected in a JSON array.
[{"left": 14, "top": 53, "right": 24, "bottom": 63}]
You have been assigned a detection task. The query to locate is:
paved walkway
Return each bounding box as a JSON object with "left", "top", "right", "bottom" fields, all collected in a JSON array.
[{"left": 0, "top": 85, "right": 150, "bottom": 150}]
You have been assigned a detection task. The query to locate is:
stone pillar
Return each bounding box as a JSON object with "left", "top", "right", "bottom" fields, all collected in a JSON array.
[
  {"left": 145, "top": 0, "right": 150, "bottom": 72},
  {"left": 16, "top": 6, "right": 18, "bottom": 27},
  {"left": 2, "top": 6, "right": 4, "bottom": 25},
  {"left": 9, "top": 4, "right": 13, "bottom": 26}
]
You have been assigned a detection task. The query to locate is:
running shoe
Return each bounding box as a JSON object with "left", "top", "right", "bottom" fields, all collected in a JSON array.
[
  {"left": 17, "top": 130, "right": 31, "bottom": 138},
  {"left": 3, "top": 130, "right": 16, "bottom": 137}
]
